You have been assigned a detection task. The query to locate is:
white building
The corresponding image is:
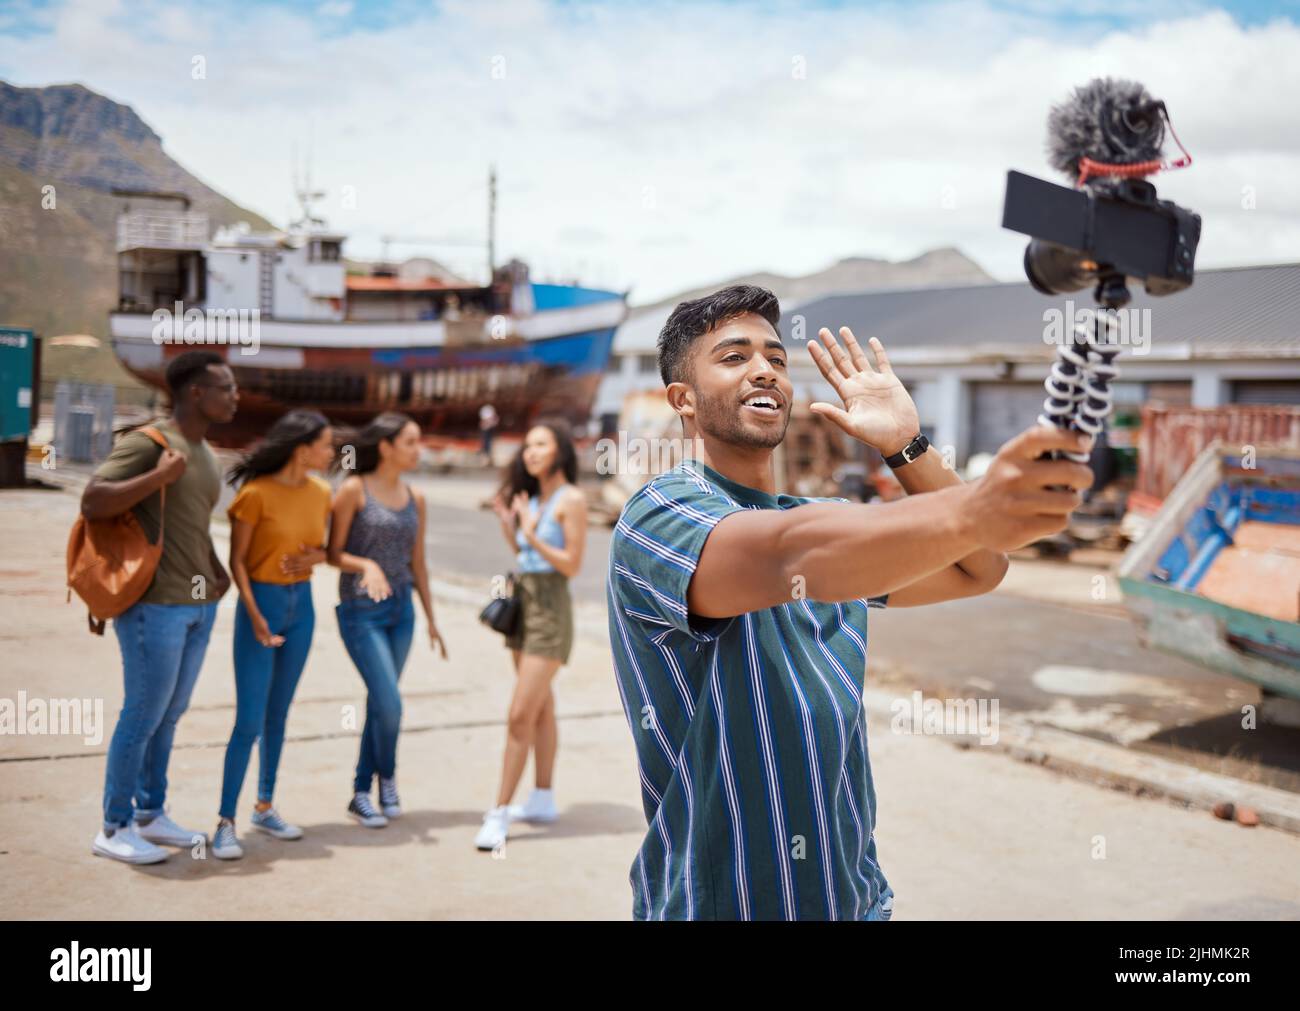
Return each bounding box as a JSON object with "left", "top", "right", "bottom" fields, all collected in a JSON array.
[{"left": 596, "top": 263, "right": 1300, "bottom": 465}]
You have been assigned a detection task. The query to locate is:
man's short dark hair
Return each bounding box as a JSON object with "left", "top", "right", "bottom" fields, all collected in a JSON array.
[
  {"left": 657, "top": 284, "right": 781, "bottom": 386},
  {"left": 165, "top": 351, "right": 226, "bottom": 395}
]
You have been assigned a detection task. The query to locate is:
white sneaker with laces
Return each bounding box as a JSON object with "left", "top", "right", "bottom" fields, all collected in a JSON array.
[
  {"left": 136, "top": 811, "right": 206, "bottom": 848},
  {"left": 92, "top": 826, "right": 169, "bottom": 865},
  {"left": 507, "top": 788, "right": 557, "bottom": 823},
  {"left": 474, "top": 806, "right": 510, "bottom": 851}
]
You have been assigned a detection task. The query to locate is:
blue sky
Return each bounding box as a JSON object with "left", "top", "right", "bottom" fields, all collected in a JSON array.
[
  {"left": 2, "top": 0, "right": 1299, "bottom": 301},
  {"left": 6, "top": 0, "right": 1299, "bottom": 34}
]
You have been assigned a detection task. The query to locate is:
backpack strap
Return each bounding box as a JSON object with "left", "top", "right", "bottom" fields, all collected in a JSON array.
[
  {"left": 138, "top": 425, "right": 169, "bottom": 451},
  {"left": 79, "top": 425, "right": 174, "bottom": 636},
  {"left": 135, "top": 425, "right": 170, "bottom": 546}
]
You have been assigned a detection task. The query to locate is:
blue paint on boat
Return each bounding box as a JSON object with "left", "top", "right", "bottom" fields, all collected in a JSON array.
[
  {"left": 370, "top": 327, "right": 617, "bottom": 372},
  {"left": 1119, "top": 444, "right": 1300, "bottom": 700},
  {"left": 1153, "top": 466, "right": 1300, "bottom": 592},
  {"left": 529, "top": 284, "right": 624, "bottom": 310}
]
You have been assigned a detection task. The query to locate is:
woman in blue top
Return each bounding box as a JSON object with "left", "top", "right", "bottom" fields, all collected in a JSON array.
[
  {"left": 476, "top": 420, "right": 588, "bottom": 850},
  {"left": 328, "top": 412, "right": 448, "bottom": 829}
]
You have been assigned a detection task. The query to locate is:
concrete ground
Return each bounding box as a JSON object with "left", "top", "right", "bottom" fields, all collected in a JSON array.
[
  {"left": 413, "top": 473, "right": 1300, "bottom": 792},
  {"left": 3, "top": 474, "right": 1300, "bottom": 919}
]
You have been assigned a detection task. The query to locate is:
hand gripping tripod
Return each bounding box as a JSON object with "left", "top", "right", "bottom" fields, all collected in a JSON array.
[{"left": 1038, "top": 273, "right": 1129, "bottom": 463}]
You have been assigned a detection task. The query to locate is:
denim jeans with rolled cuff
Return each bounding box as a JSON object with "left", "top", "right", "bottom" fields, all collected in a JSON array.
[{"left": 103, "top": 601, "right": 218, "bottom": 830}]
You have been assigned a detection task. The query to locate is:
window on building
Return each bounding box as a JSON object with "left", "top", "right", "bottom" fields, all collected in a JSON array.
[
  {"left": 309, "top": 240, "right": 341, "bottom": 263},
  {"left": 637, "top": 354, "right": 658, "bottom": 375},
  {"left": 1232, "top": 380, "right": 1300, "bottom": 406}
]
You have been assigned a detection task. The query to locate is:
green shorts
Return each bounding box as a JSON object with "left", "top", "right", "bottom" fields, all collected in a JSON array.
[{"left": 504, "top": 571, "right": 574, "bottom": 664}]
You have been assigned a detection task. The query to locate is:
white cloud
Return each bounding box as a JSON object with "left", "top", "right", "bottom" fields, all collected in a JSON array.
[{"left": 2, "top": 0, "right": 1298, "bottom": 302}]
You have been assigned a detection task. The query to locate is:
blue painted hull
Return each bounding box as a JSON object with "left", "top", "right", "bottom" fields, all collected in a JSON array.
[
  {"left": 1119, "top": 444, "right": 1300, "bottom": 699},
  {"left": 115, "top": 322, "right": 620, "bottom": 445}
]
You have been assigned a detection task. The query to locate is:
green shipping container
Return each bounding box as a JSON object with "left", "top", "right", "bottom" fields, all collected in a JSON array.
[{"left": 0, "top": 327, "right": 36, "bottom": 441}]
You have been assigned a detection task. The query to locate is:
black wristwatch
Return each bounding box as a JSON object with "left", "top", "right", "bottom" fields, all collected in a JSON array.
[{"left": 883, "top": 433, "right": 929, "bottom": 469}]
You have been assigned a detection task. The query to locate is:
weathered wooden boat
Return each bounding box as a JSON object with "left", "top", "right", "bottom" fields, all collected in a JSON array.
[
  {"left": 1118, "top": 440, "right": 1300, "bottom": 701},
  {"left": 107, "top": 188, "right": 627, "bottom": 446}
]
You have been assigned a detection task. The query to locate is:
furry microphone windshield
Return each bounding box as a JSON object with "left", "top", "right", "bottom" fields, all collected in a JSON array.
[{"left": 1045, "top": 77, "right": 1167, "bottom": 188}]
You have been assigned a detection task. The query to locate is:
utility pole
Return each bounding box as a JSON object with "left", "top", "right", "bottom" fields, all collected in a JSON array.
[{"left": 487, "top": 164, "right": 496, "bottom": 284}]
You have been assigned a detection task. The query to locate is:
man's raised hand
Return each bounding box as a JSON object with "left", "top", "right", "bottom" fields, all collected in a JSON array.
[{"left": 807, "top": 327, "right": 919, "bottom": 456}]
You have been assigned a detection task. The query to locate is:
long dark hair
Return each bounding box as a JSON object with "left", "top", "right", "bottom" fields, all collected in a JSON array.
[
  {"left": 334, "top": 411, "right": 416, "bottom": 476},
  {"left": 226, "top": 409, "right": 330, "bottom": 488},
  {"left": 500, "top": 418, "right": 578, "bottom": 501}
]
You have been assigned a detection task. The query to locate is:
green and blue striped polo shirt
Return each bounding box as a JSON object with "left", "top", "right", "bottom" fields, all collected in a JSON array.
[{"left": 607, "top": 458, "right": 891, "bottom": 920}]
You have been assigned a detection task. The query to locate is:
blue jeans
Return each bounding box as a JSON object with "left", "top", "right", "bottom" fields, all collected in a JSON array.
[
  {"left": 104, "top": 601, "right": 218, "bottom": 829},
  {"left": 336, "top": 584, "right": 414, "bottom": 793},
  {"left": 219, "top": 580, "right": 315, "bottom": 819},
  {"left": 862, "top": 884, "right": 896, "bottom": 922}
]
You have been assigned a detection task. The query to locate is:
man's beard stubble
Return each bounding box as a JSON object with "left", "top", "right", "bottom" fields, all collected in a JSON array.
[{"left": 692, "top": 386, "right": 790, "bottom": 449}]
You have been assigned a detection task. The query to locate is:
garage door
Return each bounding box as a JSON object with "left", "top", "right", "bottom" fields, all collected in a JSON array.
[
  {"left": 1231, "top": 380, "right": 1300, "bottom": 406},
  {"left": 969, "top": 382, "right": 1048, "bottom": 457}
]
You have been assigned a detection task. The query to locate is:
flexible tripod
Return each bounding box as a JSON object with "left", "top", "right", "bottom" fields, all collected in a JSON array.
[{"left": 1038, "top": 272, "right": 1129, "bottom": 463}]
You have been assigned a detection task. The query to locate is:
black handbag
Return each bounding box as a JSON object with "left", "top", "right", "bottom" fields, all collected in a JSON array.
[{"left": 479, "top": 573, "right": 521, "bottom": 637}]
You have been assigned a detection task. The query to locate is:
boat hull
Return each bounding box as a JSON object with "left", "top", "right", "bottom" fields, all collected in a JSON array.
[
  {"left": 1118, "top": 441, "right": 1300, "bottom": 700},
  {"left": 111, "top": 320, "right": 619, "bottom": 447}
]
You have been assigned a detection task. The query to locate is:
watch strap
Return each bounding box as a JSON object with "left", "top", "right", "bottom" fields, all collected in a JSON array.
[{"left": 884, "top": 433, "right": 929, "bottom": 469}]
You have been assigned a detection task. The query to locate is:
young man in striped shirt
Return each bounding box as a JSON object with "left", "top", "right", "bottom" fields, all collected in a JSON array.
[{"left": 607, "top": 284, "right": 1094, "bottom": 920}]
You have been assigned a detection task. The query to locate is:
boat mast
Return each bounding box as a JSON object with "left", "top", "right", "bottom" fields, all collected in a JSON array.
[
  {"left": 487, "top": 164, "right": 496, "bottom": 284},
  {"left": 291, "top": 148, "right": 326, "bottom": 233}
]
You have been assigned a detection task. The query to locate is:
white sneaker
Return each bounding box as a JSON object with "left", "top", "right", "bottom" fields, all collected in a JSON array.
[
  {"left": 474, "top": 806, "right": 510, "bottom": 851},
  {"left": 136, "top": 811, "right": 206, "bottom": 848},
  {"left": 92, "top": 826, "right": 169, "bottom": 865},
  {"left": 507, "top": 788, "right": 558, "bottom": 823},
  {"left": 212, "top": 820, "right": 244, "bottom": 860}
]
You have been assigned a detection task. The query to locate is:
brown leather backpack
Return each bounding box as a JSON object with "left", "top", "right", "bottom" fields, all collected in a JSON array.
[{"left": 66, "top": 426, "right": 169, "bottom": 635}]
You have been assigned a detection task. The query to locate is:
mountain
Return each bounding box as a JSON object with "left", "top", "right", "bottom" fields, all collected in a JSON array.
[
  {"left": 0, "top": 81, "right": 275, "bottom": 400},
  {"left": 629, "top": 247, "right": 995, "bottom": 319}
]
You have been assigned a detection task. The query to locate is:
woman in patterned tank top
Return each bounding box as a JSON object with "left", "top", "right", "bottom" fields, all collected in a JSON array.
[{"left": 327, "top": 412, "right": 448, "bottom": 829}]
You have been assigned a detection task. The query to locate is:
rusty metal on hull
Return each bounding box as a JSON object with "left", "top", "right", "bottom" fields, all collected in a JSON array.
[{"left": 118, "top": 338, "right": 611, "bottom": 448}]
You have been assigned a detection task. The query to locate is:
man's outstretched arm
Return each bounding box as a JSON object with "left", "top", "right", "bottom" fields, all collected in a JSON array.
[
  {"left": 879, "top": 443, "right": 1010, "bottom": 607},
  {"left": 686, "top": 425, "right": 1094, "bottom": 619},
  {"left": 800, "top": 326, "right": 1014, "bottom": 607}
]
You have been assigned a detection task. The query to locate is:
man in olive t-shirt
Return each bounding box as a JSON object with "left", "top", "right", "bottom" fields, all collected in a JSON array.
[
  {"left": 94, "top": 418, "right": 223, "bottom": 604},
  {"left": 80, "top": 351, "right": 239, "bottom": 865}
]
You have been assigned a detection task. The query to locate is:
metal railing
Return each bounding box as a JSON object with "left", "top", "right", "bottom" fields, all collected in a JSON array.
[{"left": 117, "top": 211, "right": 210, "bottom": 251}]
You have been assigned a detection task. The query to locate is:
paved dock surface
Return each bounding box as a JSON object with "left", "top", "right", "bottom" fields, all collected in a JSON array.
[{"left": 2, "top": 476, "right": 1298, "bottom": 919}]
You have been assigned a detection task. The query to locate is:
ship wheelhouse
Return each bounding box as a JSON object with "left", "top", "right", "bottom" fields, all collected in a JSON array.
[
  {"left": 113, "top": 189, "right": 207, "bottom": 314},
  {"left": 105, "top": 191, "right": 628, "bottom": 444}
]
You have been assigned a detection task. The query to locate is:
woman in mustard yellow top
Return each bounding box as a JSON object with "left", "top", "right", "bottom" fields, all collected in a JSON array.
[{"left": 212, "top": 410, "right": 334, "bottom": 860}]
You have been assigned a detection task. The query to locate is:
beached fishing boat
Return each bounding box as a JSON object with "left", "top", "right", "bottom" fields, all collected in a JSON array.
[
  {"left": 1118, "top": 440, "right": 1300, "bottom": 703},
  {"left": 106, "top": 184, "right": 627, "bottom": 445}
]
